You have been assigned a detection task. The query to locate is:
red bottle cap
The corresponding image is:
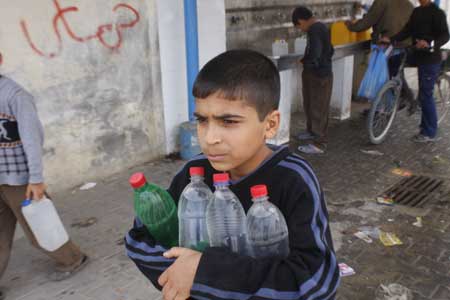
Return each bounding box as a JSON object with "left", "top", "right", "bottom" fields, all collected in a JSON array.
[
  {"left": 190, "top": 167, "right": 205, "bottom": 176},
  {"left": 213, "top": 173, "right": 229, "bottom": 183},
  {"left": 251, "top": 185, "right": 268, "bottom": 198},
  {"left": 129, "top": 173, "right": 147, "bottom": 189}
]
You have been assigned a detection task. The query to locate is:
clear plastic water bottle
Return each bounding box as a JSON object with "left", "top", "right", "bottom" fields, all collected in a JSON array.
[
  {"left": 21, "top": 197, "right": 69, "bottom": 252},
  {"left": 129, "top": 173, "right": 178, "bottom": 248},
  {"left": 247, "top": 185, "right": 289, "bottom": 258},
  {"left": 206, "top": 173, "right": 249, "bottom": 255},
  {"left": 178, "top": 167, "right": 212, "bottom": 251}
]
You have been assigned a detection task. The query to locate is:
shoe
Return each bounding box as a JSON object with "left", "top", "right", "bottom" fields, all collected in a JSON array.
[
  {"left": 412, "top": 134, "right": 440, "bottom": 143},
  {"left": 48, "top": 255, "right": 89, "bottom": 281},
  {"left": 0, "top": 289, "right": 4, "bottom": 300},
  {"left": 297, "top": 131, "right": 316, "bottom": 140},
  {"left": 297, "top": 144, "right": 325, "bottom": 154}
]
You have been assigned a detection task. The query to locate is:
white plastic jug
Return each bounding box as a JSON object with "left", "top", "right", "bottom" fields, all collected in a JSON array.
[
  {"left": 294, "top": 37, "right": 307, "bottom": 55},
  {"left": 21, "top": 197, "right": 69, "bottom": 251},
  {"left": 272, "top": 39, "right": 289, "bottom": 57}
]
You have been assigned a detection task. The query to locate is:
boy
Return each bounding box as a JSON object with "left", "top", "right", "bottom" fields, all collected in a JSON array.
[
  {"left": 292, "top": 7, "right": 334, "bottom": 155},
  {"left": 0, "top": 75, "right": 88, "bottom": 300},
  {"left": 125, "top": 49, "right": 340, "bottom": 300}
]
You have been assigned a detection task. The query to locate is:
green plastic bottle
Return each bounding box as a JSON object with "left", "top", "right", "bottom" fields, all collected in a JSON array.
[{"left": 129, "top": 173, "right": 178, "bottom": 248}]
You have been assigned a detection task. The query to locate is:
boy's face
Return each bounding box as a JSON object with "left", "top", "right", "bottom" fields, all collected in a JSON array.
[
  {"left": 194, "top": 94, "right": 279, "bottom": 179},
  {"left": 296, "top": 19, "right": 309, "bottom": 32}
]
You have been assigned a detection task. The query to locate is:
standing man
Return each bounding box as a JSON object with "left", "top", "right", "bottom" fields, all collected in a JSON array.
[
  {"left": 292, "top": 6, "right": 334, "bottom": 154},
  {"left": 346, "top": 0, "right": 415, "bottom": 113},
  {"left": 383, "top": 0, "right": 449, "bottom": 142},
  {"left": 0, "top": 75, "right": 88, "bottom": 300}
]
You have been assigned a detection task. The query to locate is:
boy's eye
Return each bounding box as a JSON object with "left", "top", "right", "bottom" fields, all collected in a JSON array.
[
  {"left": 195, "top": 116, "right": 207, "bottom": 123},
  {"left": 222, "top": 119, "right": 239, "bottom": 125}
]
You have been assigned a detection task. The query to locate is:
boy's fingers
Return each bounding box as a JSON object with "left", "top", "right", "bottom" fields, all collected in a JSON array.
[
  {"left": 163, "top": 247, "right": 184, "bottom": 258},
  {"left": 162, "top": 282, "right": 177, "bottom": 300},
  {"left": 158, "top": 270, "right": 169, "bottom": 286},
  {"left": 25, "top": 185, "right": 32, "bottom": 200},
  {"left": 175, "top": 290, "right": 190, "bottom": 300}
]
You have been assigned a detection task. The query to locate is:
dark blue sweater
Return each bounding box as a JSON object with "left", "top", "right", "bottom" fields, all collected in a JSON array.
[{"left": 125, "top": 146, "right": 340, "bottom": 300}]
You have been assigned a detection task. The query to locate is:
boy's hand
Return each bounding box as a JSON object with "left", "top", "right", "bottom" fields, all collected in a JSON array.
[
  {"left": 26, "top": 183, "right": 46, "bottom": 201},
  {"left": 416, "top": 39, "right": 430, "bottom": 49},
  {"left": 158, "top": 247, "right": 202, "bottom": 300}
]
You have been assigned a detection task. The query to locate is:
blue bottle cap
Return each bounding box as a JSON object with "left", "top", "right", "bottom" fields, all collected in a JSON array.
[{"left": 21, "top": 199, "right": 32, "bottom": 207}]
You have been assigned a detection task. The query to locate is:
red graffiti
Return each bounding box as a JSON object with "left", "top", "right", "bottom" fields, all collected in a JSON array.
[{"left": 20, "top": 0, "right": 140, "bottom": 58}]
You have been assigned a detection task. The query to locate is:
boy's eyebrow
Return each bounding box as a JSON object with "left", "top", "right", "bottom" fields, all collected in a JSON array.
[
  {"left": 213, "top": 113, "right": 245, "bottom": 120},
  {"left": 193, "top": 112, "right": 245, "bottom": 120},
  {"left": 193, "top": 112, "right": 205, "bottom": 118}
]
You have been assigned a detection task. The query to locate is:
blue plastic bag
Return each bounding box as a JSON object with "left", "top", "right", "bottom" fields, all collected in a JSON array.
[{"left": 358, "top": 45, "right": 390, "bottom": 100}]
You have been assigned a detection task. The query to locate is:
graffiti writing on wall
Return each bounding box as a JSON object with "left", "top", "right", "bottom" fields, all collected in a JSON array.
[{"left": 20, "top": 0, "right": 140, "bottom": 59}]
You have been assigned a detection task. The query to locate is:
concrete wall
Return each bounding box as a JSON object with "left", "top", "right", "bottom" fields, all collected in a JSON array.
[{"left": 0, "top": 0, "right": 165, "bottom": 192}]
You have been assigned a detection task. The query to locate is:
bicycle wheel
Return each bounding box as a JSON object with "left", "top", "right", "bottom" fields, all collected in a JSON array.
[
  {"left": 367, "top": 81, "right": 400, "bottom": 144},
  {"left": 434, "top": 73, "right": 450, "bottom": 124}
]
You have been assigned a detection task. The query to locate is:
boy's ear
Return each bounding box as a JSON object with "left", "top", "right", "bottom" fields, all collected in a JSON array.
[{"left": 264, "top": 110, "right": 280, "bottom": 139}]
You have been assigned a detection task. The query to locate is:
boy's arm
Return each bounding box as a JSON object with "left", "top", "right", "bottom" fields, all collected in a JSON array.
[
  {"left": 12, "top": 90, "right": 44, "bottom": 185},
  {"left": 125, "top": 164, "right": 189, "bottom": 289},
  {"left": 190, "top": 191, "right": 339, "bottom": 300},
  {"left": 125, "top": 218, "right": 175, "bottom": 290}
]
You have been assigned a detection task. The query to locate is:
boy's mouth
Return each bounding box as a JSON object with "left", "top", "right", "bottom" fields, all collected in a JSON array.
[{"left": 207, "top": 153, "right": 227, "bottom": 162}]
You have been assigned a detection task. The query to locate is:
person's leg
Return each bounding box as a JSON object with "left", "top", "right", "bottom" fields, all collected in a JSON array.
[
  {"left": 302, "top": 69, "right": 313, "bottom": 134},
  {"left": 0, "top": 185, "right": 87, "bottom": 276},
  {"left": 309, "top": 73, "right": 333, "bottom": 149},
  {"left": 417, "top": 63, "right": 441, "bottom": 139},
  {"left": 0, "top": 187, "right": 17, "bottom": 281}
]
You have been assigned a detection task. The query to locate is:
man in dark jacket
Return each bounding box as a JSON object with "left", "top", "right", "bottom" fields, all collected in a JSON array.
[
  {"left": 292, "top": 6, "right": 334, "bottom": 154},
  {"left": 384, "top": 0, "right": 449, "bottom": 142}
]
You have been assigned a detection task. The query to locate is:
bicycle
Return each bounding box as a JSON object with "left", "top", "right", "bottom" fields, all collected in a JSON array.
[{"left": 367, "top": 47, "right": 450, "bottom": 144}]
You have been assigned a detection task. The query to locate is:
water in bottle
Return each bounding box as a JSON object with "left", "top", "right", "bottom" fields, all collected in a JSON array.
[
  {"left": 247, "top": 185, "right": 289, "bottom": 258},
  {"left": 178, "top": 167, "right": 212, "bottom": 251},
  {"left": 206, "top": 173, "right": 249, "bottom": 255},
  {"left": 129, "top": 173, "right": 178, "bottom": 248},
  {"left": 21, "top": 197, "right": 69, "bottom": 252}
]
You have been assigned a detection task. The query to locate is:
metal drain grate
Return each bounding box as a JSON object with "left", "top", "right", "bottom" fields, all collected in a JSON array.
[{"left": 381, "top": 175, "right": 444, "bottom": 208}]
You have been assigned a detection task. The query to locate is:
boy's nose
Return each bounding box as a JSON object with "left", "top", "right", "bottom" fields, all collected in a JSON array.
[{"left": 204, "top": 125, "right": 221, "bottom": 145}]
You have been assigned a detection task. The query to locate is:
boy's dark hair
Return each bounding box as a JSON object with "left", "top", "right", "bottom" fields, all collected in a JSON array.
[
  {"left": 193, "top": 49, "right": 280, "bottom": 121},
  {"left": 292, "top": 6, "right": 313, "bottom": 25}
]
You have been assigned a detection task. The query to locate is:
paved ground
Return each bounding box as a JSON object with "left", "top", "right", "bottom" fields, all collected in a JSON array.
[{"left": 1, "top": 100, "right": 450, "bottom": 300}]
